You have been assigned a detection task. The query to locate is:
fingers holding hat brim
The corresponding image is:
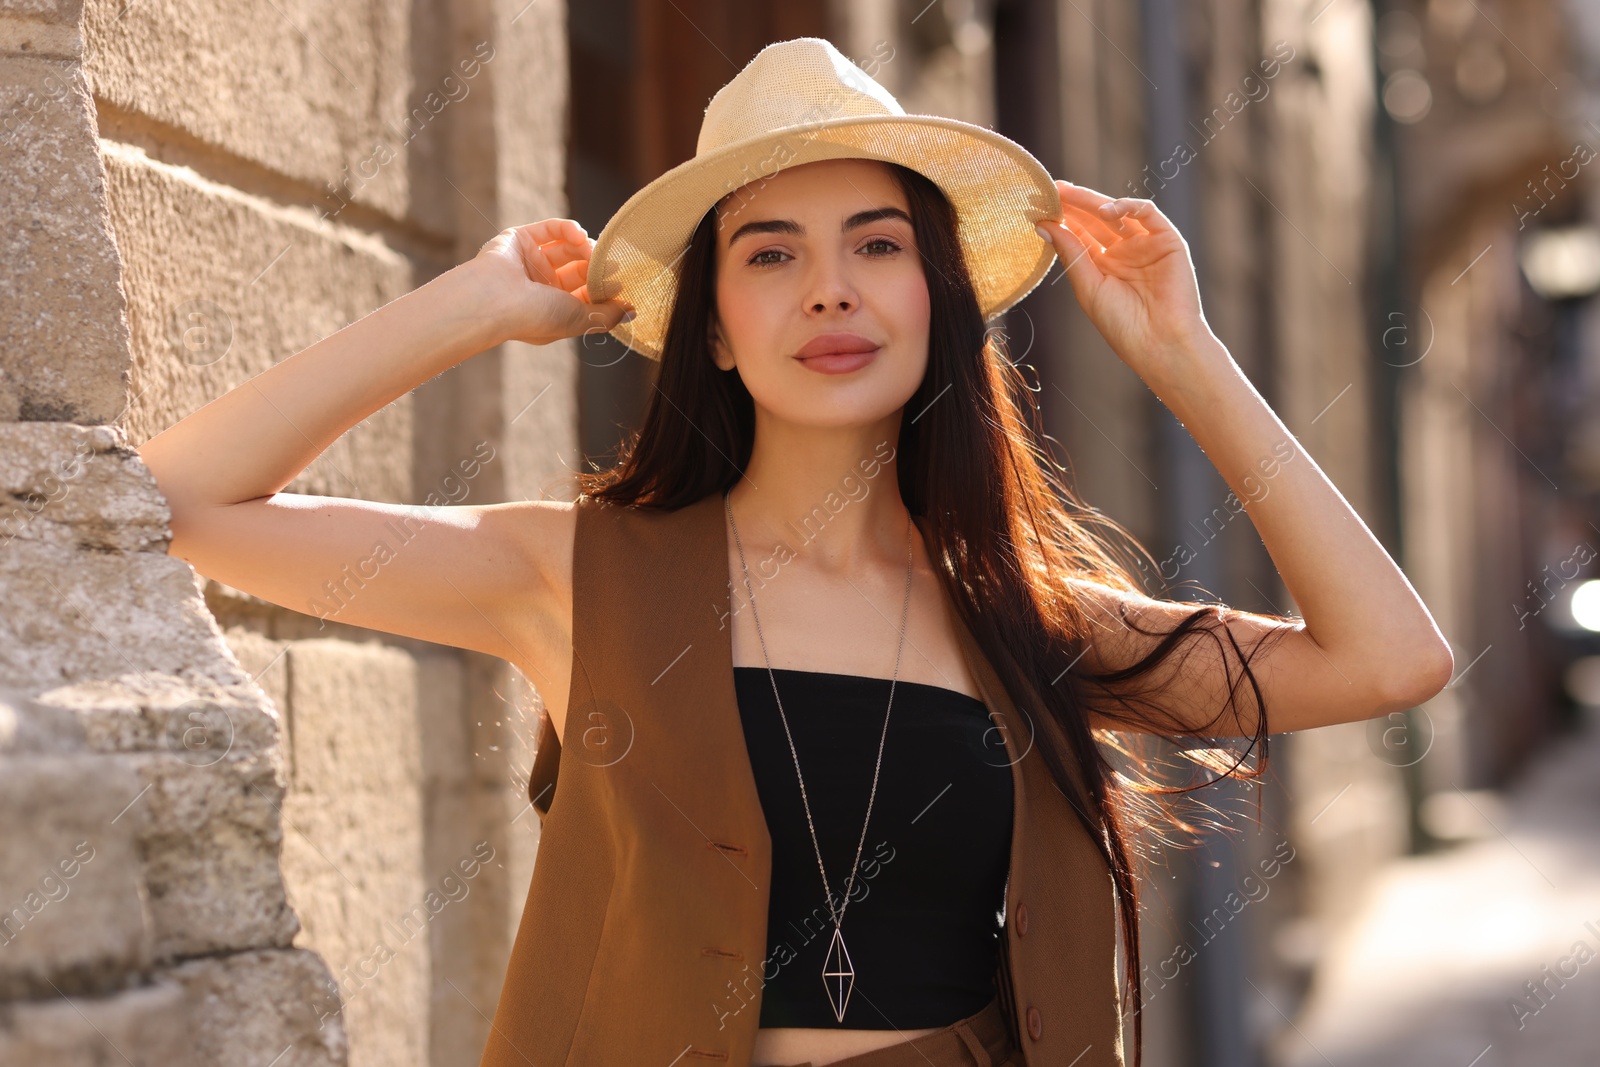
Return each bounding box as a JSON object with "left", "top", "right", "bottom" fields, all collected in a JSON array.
[
  {"left": 522, "top": 237, "right": 595, "bottom": 284},
  {"left": 571, "top": 282, "right": 635, "bottom": 324},
  {"left": 1051, "top": 180, "right": 1144, "bottom": 245},
  {"left": 507, "top": 220, "right": 595, "bottom": 285},
  {"left": 1057, "top": 203, "right": 1127, "bottom": 249},
  {"left": 547, "top": 258, "right": 595, "bottom": 292},
  {"left": 1056, "top": 179, "right": 1177, "bottom": 240},
  {"left": 1035, "top": 216, "right": 1105, "bottom": 304},
  {"left": 514, "top": 217, "right": 589, "bottom": 247},
  {"left": 538, "top": 237, "right": 594, "bottom": 273}
]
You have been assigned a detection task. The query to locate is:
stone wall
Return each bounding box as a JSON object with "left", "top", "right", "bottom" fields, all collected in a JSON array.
[{"left": 0, "top": 0, "right": 573, "bottom": 1063}]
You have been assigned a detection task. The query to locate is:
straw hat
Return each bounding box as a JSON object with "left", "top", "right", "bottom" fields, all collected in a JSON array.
[{"left": 586, "top": 36, "right": 1063, "bottom": 361}]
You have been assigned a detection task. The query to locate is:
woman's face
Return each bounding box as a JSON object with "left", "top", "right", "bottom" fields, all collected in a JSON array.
[{"left": 710, "top": 158, "right": 931, "bottom": 428}]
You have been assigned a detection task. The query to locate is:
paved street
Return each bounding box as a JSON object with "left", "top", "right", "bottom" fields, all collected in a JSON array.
[{"left": 1278, "top": 710, "right": 1600, "bottom": 1067}]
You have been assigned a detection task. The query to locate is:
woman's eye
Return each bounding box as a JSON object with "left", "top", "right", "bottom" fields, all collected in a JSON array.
[
  {"left": 748, "top": 248, "right": 789, "bottom": 267},
  {"left": 861, "top": 238, "right": 903, "bottom": 256}
]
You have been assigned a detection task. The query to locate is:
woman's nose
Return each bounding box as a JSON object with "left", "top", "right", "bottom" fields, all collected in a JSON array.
[{"left": 805, "top": 257, "right": 859, "bottom": 312}]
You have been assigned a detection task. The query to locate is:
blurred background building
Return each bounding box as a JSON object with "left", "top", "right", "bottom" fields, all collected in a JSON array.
[{"left": 2, "top": 0, "right": 1598, "bottom": 1064}]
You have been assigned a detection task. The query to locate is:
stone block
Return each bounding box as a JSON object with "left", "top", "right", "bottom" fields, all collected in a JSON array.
[
  {"left": 278, "top": 638, "right": 426, "bottom": 1067},
  {"left": 126, "top": 750, "right": 300, "bottom": 960},
  {"left": 223, "top": 628, "right": 292, "bottom": 775},
  {"left": 224, "top": 631, "right": 290, "bottom": 713},
  {"left": 0, "top": 538, "right": 241, "bottom": 692},
  {"left": 0, "top": 754, "right": 149, "bottom": 1000},
  {"left": 165, "top": 948, "right": 347, "bottom": 1067},
  {"left": 0, "top": 0, "right": 80, "bottom": 23},
  {"left": 0, "top": 423, "right": 168, "bottom": 553},
  {"left": 423, "top": 787, "right": 504, "bottom": 1067},
  {"left": 0, "top": 684, "right": 87, "bottom": 754},
  {"left": 99, "top": 144, "right": 417, "bottom": 504},
  {"left": 284, "top": 640, "right": 419, "bottom": 797},
  {"left": 0, "top": 58, "right": 130, "bottom": 422},
  {"left": 0, "top": 978, "right": 193, "bottom": 1067},
  {"left": 278, "top": 794, "right": 428, "bottom": 1067},
  {"left": 33, "top": 672, "right": 281, "bottom": 763},
  {"left": 417, "top": 651, "right": 464, "bottom": 791},
  {"left": 82, "top": 0, "right": 490, "bottom": 236},
  {"left": 0, "top": 12, "right": 80, "bottom": 59}
]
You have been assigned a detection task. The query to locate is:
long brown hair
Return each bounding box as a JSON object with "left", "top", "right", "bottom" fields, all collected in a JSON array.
[{"left": 577, "top": 161, "right": 1294, "bottom": 1066}]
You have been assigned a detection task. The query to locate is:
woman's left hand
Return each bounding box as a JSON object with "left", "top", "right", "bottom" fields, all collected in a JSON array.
[{"left": 1035, "top": 180, "right": 1221, "bottom": 383}]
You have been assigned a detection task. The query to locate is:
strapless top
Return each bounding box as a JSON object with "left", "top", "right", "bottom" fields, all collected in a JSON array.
[{"left": 733, "top": 666, "right": 1014, "bottom": 1029}]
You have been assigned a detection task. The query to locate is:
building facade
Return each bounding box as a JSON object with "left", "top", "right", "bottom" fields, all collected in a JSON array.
[{"left": 0, "top": 0, "right": 1578, "bottom": 1064}]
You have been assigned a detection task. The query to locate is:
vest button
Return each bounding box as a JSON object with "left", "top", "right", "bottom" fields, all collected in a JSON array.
[
  {"left": 1026, "top": 1005, "right": 1042, "bottom": 1040},
  {"left": 1015, "top": 901, "right": 1029, "bottom": 937}
]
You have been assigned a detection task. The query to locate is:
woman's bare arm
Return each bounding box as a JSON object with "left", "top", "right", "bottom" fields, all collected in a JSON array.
[
  {"left": 137, "top": 219, "right": 630, "bottom": 668},
  {"left": 1039, "top": 183, "right": 1452, "bottom": 737}
]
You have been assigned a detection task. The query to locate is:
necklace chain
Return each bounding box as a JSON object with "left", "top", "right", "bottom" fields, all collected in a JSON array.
[{"left": 724, "top": 488, "right": 915, "bottom": 939}]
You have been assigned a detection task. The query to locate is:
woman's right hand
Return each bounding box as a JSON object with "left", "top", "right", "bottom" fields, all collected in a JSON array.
[{"left": 471, "top": 219, "right": 634, "bottom": 347}]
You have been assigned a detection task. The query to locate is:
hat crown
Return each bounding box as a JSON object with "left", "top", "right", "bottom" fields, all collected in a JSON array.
[{"left": 695, "top": 37, "right": 905, "bottom": 157}]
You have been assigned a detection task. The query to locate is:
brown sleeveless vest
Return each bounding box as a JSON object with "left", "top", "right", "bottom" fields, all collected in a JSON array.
[{"left": 476, "top": 491, "right": 1125, "bottom": 1066}]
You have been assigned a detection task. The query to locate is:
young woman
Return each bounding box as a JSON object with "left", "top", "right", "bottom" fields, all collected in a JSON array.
[{"left": 138, "top": 37, "right": 1451, "bottom": 1067}]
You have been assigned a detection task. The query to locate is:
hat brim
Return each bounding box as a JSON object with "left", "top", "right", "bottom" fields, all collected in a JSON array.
[{"left": 586, "top": 114, "right": 1063, "bottom": 361}]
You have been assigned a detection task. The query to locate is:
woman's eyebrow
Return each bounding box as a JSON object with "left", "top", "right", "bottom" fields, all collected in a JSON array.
[
  {"left": 725, "top": 206, "right": 912, "bottom": 247},
  {"left": 842, "top": 206, "right": 912, "bottom": 231},
  {"left": 726, "top": 218, "right": 801, "bottom": 246}
]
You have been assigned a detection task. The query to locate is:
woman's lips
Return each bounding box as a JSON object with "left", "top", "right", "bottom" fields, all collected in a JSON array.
[{"left": 794, "top": 333, "right": 882, "bottom": 374}]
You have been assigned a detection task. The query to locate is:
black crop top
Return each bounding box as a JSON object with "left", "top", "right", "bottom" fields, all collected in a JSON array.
[{"left": 734, "top": 666, "right": 1014, "bottom": 1029}]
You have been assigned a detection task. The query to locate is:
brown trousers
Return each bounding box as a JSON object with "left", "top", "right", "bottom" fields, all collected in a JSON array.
[{"left": 774, "top": 995, "right": 1022, "bottom": 1067}]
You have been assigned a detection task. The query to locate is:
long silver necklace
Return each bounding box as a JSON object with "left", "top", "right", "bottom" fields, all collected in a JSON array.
[{"left": 724, "top": 488, "right": 915, "bottom": 1023}]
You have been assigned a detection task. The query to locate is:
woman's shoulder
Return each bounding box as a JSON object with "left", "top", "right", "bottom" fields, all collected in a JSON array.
[
  {"left": 471, "top": 498, "right": 579, "bottom": 598},
  {"left": 540, "top": 492, "right": 672, "bottom": 548}
]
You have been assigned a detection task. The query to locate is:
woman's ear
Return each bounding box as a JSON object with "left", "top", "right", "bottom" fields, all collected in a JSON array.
[{"left": 709, "top": 316, "right": 735, "bottom": 371}]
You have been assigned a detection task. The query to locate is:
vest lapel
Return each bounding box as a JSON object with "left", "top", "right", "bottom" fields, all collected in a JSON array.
[{"left": 692, "top": 488, "right": 773, "bottom": 882}]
